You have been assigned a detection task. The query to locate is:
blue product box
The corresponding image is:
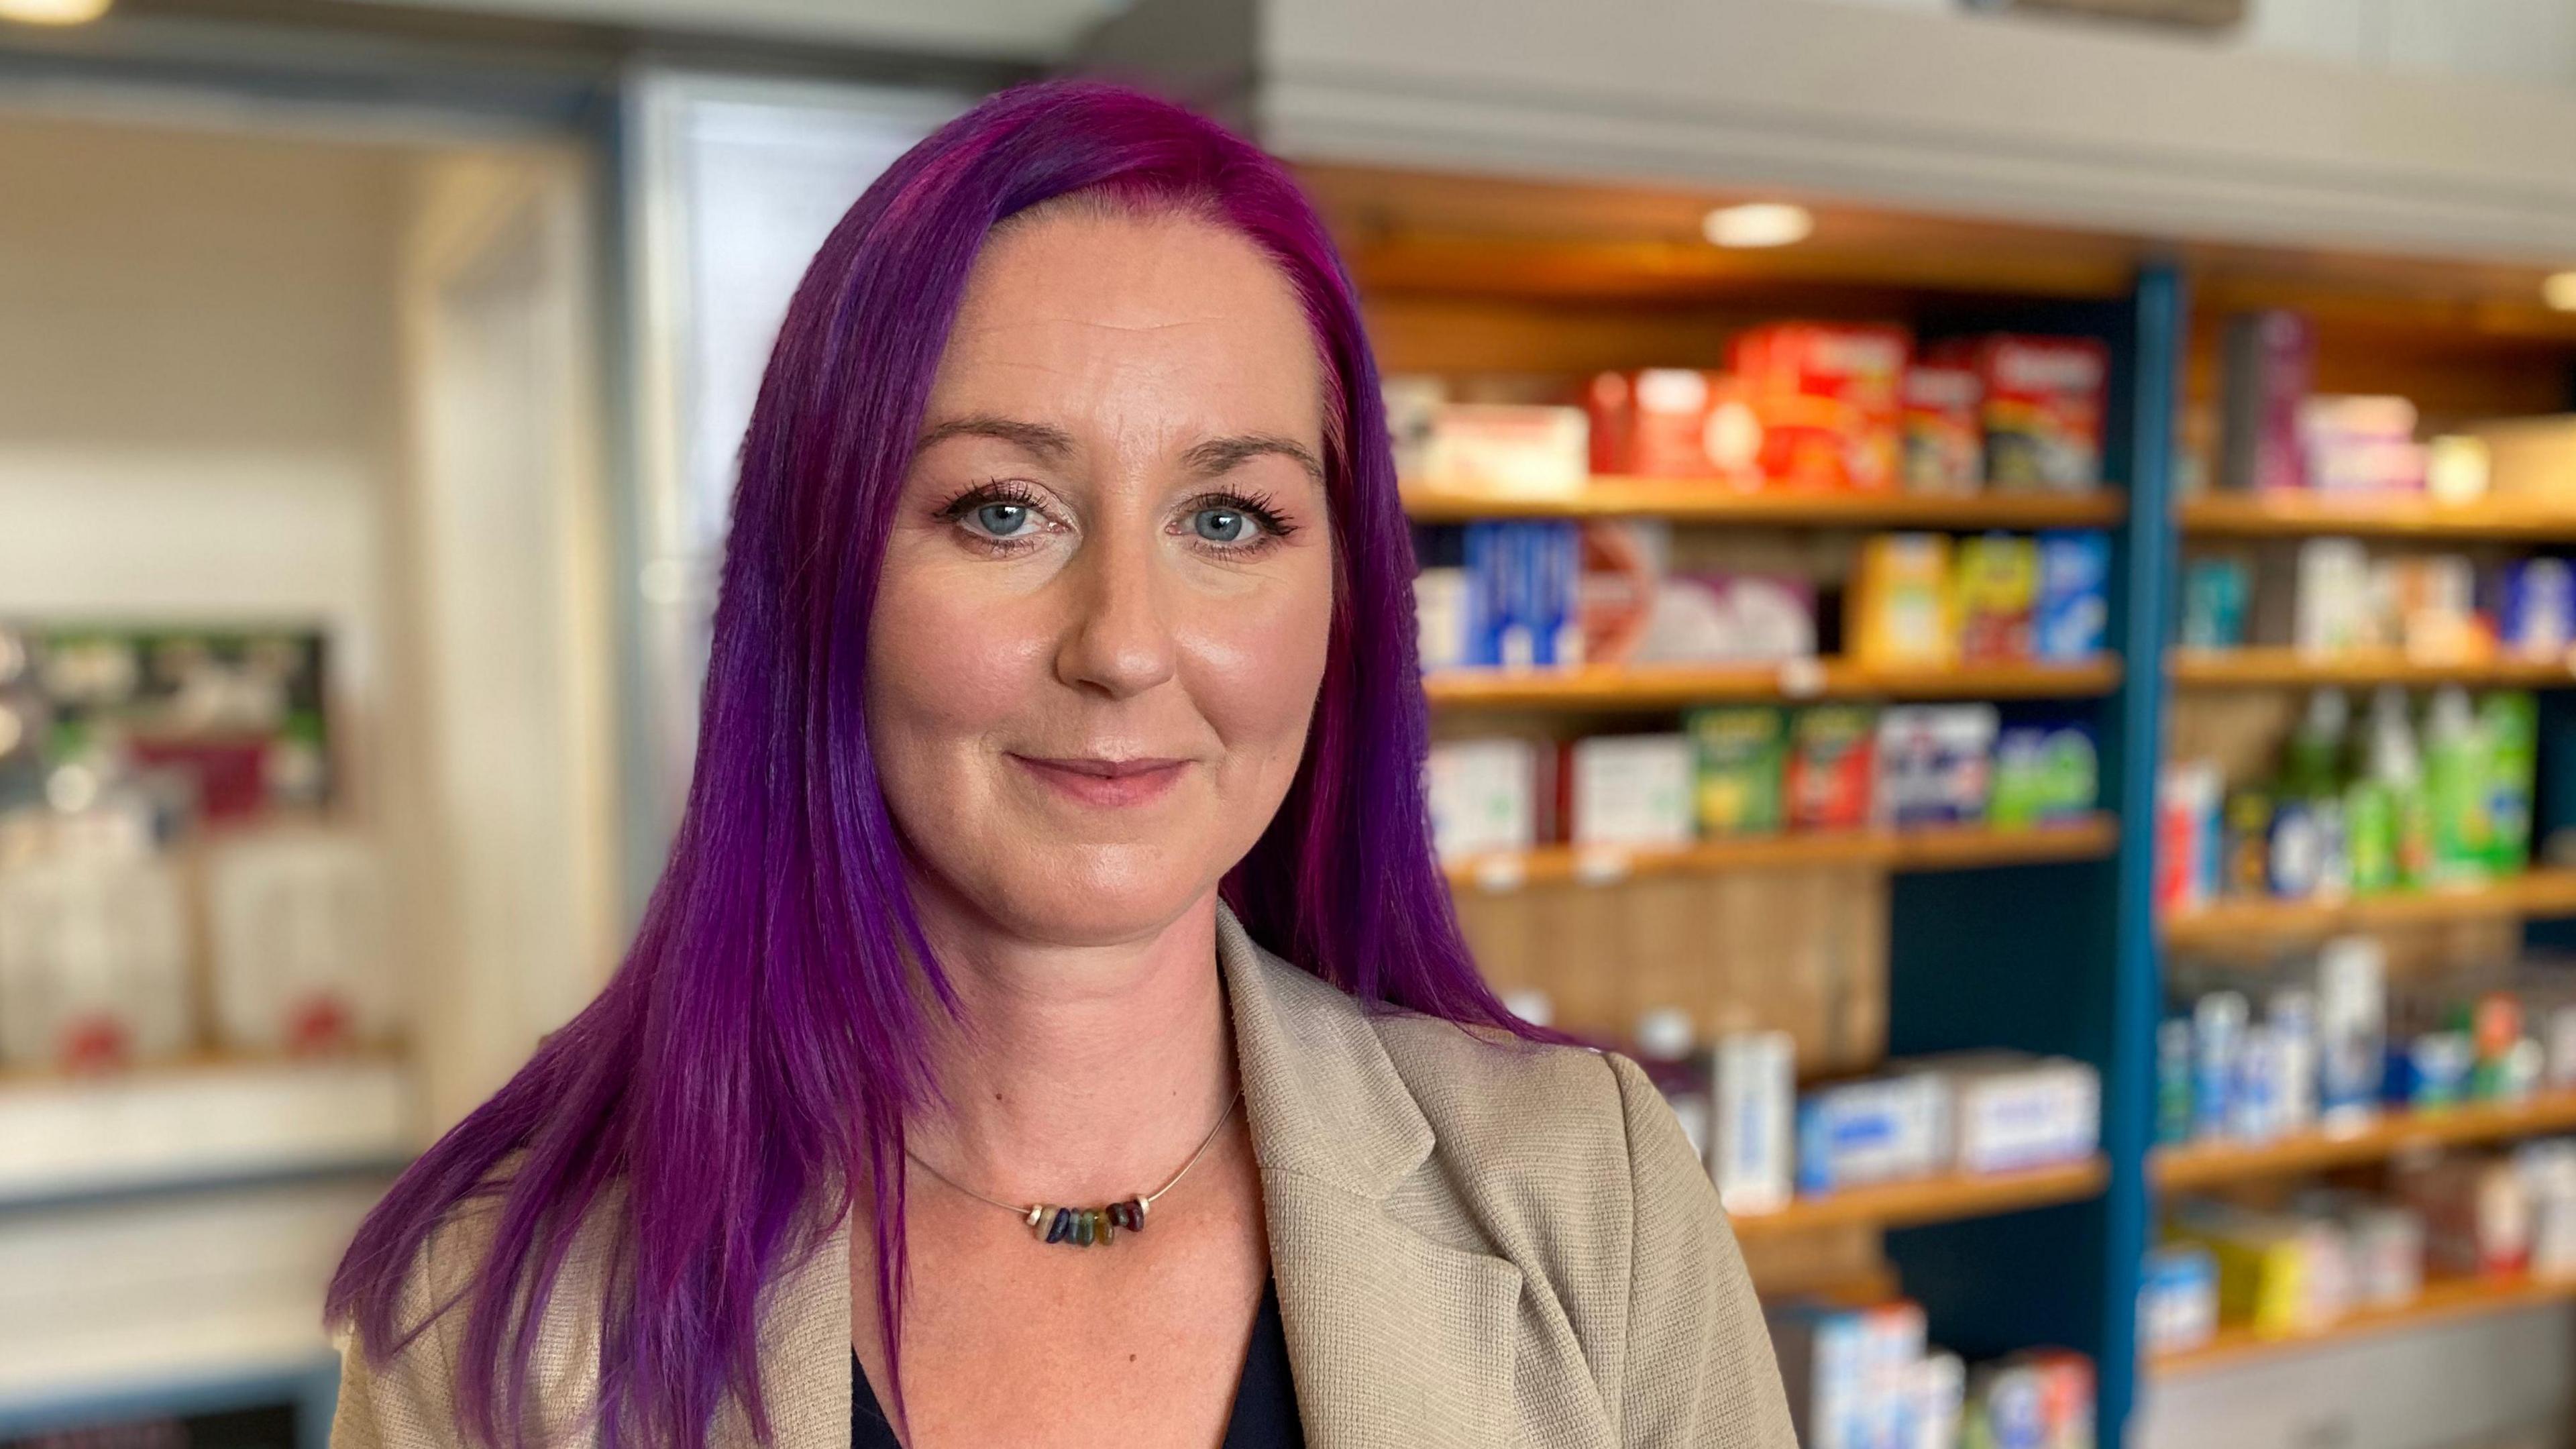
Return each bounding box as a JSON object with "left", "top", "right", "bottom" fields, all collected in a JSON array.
[
  {"left": 1795, "top": 1075, "right": 1947, "bottom": 1195},
  {"left": 1464, "top": 521, "right": 1582, "bottom": 669},
  {"left": 2181, "top": 557, "right": 2250, "bottom": 650},
  {"left": 2033, "top": 531, "right": 2110, "bottom": 661},
  {"left": 2500, "top": 557, "right": 2575, "bottom": 655}
]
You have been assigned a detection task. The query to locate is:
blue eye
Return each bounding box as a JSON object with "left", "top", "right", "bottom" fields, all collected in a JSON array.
[
  {"left": 973, "top": 501, "right": 1036, "bottom": 537},
  {"left": 1192, "top": 506, "right": 1255, "bottom": 543}
]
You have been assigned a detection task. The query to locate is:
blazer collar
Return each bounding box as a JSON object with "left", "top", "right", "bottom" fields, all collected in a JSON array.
[
  {"left": 1212, "top": 899, "right": 1436, "bottom": 1202},
  {"left": 759, "top": 901, "right": 1521, "bottom": 1449}
]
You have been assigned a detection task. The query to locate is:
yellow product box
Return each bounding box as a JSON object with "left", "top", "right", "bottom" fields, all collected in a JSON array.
[
  {"left": 1847, "top": 533, "right": 1955, "bottom": 669},
  {"left": 2170, "top": 1208, "right": 2348, "bottom": 1338}
]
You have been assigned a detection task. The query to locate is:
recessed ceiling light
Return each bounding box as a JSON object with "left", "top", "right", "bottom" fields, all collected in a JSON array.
[
  {"left": 2545, "top": 271, "right": 2576, "bottom": 313},
  {"left": 0, "top": 0, "right": 111, "bottom": 22},
  {"left": 1703, "top": 202, "right": 1815, "bottom": 250}
]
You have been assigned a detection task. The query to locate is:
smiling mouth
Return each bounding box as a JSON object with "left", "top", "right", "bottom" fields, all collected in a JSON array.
[{"left": 1008, "top": 753, "right": 1190, "bottom": 807}]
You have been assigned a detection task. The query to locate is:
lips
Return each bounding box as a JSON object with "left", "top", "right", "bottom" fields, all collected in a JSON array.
[{"left": 1009, "top": 753, "right": 1190, "bottom": 808}]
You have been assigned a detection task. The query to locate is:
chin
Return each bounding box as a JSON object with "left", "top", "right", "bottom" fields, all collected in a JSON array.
[{"left": 965, "top": 842, "right": 1222, "bottom": 949}]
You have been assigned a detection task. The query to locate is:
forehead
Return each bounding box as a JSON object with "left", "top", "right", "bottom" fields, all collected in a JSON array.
[{"left": 928, "top": 207, "right": 1326, "bottom": 444}]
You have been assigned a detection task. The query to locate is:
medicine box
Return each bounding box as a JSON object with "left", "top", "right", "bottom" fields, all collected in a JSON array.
[
  {"left": 1796, "top": 1072, "right": 1949, "bottom": 1193},
  {"left": 1570, "top": 734, "right": 1697, "bottom": 849},
  {"left": 1896, "top": 1051, "right": 2101, "bottom": 1174}
]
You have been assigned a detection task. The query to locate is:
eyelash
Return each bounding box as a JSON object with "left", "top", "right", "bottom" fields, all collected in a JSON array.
[{"left": 933, "top": 482, "right": 1298, "bottom": 557}]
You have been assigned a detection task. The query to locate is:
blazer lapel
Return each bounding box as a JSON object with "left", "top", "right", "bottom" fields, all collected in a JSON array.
[{"left": 1216, "top": 904, "right": 1525, "bottom": 1447}]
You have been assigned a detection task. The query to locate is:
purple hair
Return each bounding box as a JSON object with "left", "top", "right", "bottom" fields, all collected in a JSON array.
[{"left": 326, "top": 78, "right": 1546, "bottom": 1448}]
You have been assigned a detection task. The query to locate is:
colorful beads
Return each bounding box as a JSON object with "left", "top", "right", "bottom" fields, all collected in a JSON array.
[{"left": 1026, "top": 1198, "right": 1149, "bottom": 1245}]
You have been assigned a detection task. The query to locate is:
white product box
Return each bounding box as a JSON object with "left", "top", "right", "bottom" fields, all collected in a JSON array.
[
  {"left": 1415, "top": 568, "right": 1470, "bottom": 672},
  {"left": 1426, "top": 739, "right": 1538, "bottom": 861},
  {"left": 1709, "top": 1030, "right": 1796, "bottom": 1216},
  {"left": 2294, "top": 537, "right": 2373, "bottom": 655},
  {"left": 1424, "top": 403, "right": 1589, "bottom": 496},
  {"left": 1570, "top": 734, "right": 1695, "bottom": 849},
  {"left": 1905, "top": 1350, "right": 1965, "bottom": 1449},
  {"left": 0, "top": 849, "right": 192, "bottom": 1070},
  {"left": 205, "top": 828, "right": 397, "bottom": 1055},
  {"left": 1769, "top": 1300, "right": 1927, "bottom": 1449},
  {"left": 1897, "top": 1051, "right": 2100, "bottom": 1174}
]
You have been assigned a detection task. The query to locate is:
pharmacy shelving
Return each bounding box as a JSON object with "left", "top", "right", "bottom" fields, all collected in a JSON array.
[
  {"left": 1423, "top": 656, "right": 2122, "bottom": 710},
  {"left": 2161, "top": 869, "right": 2576, "bottom": 947},
  {"left": 1443, "top": 814, "right": 2117, "bottom": 890},
  {"left": 0, "top": 1051, "right": 417, "bottom": 1208},
  {"left": 2149, "top": 1274, "right": 2576, "bottom": 1377},
  {"left": 1729, "top": 1158, "right": 2111, "bottom": 1240},
  {"left": 2170, "top": 647, "right": 2576, "bottom": 691},
  {"left": 1342, "top": 158, "right": 2182, "bottom": 1441},
  {"left": 2153, "top": 1091, "right": 2576, "bottom": 1190},
  {"left": 1402, "top": 478, "right": 2127, "bottom": 529},
  {"left": 2178, "top": 492, "right": 2576, "bottom": 543}
]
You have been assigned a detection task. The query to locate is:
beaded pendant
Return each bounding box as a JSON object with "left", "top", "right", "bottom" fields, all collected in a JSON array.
[{"left": 1025, "top": 1197, "right": 1148, "bottom": 1246}]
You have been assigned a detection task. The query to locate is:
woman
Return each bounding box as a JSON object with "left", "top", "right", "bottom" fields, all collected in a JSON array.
[{"left": 327, "top": 79, "right": 1792, "bottom": 1449}]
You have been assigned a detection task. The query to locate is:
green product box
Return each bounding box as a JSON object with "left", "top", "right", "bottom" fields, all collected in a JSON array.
[{"left": 1686, "top": 706, "right": 1786, "bottom": 836}]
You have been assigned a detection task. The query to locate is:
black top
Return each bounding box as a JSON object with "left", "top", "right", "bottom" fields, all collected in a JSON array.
[{"left": 853, "top": 1275, "right": 1305, "bottom": 1448}]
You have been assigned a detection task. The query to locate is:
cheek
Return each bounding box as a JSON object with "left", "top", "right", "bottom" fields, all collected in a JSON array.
[
  {"left": 864, "top": 557, "right": 1053, "bottom": 753},
  {"left": 1179, "top": 557, "right": 1336, "bottom": 775}
]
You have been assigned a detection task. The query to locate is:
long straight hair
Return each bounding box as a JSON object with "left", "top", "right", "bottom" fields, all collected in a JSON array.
[{"left": 327, "top": 78, "right": 1546, "bottom": 1448}]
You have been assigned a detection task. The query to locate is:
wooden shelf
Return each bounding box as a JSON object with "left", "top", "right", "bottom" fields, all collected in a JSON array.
[
  {"left": 1728, "top": 1158, "right": 2109, "bottom": 1239},
  {"left": 2170, "top": 646, "right": 2576, "bottom": 690},
  {"left": 2179, "top": 492, "right": 2576, "bottom": 543},
  {"left": 1445, "top": 815, "right": 2116, "bottom": 890},
  {"left": 0, "top": 1052, "right": 417, "bottom": 1206},
  {"left": 2151, "top": 1274, "right": 2576, "bottom": 1376},
  {"left": 2154, "top": 1091, "right": 2576, "bottom": 1191},
  {"left": 1424, "top": 656, "right": 2122, "bottom": 710},
  {"left": 2162, "top": 869, "right": 2576, "bottom": 945},
  {"left": 1403, "top": 478, "right": 2126, "bottom": 529}
]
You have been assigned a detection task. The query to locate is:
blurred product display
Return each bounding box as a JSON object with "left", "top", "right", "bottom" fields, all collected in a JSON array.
[
  {"left": 1771, "top": 1297, "right": 2096, "bottom": 1449},
  {"left": 2156, "top": 688, "right": 2539, "bottom": 917},
  {"left": 0, "top": 625, "right": 397, "bottom": 1074},
  {"left": 1427, "top": 700, "right": 2097, "bottom": 861}
]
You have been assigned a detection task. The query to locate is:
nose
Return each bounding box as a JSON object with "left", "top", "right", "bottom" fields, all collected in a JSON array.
[{"left": 1054, "top": 529, "right": 1179, "bottom": 700}]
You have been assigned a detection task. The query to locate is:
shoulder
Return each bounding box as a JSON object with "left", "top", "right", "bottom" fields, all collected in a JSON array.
[
  {"left": 1366, "top": 1006, "right": 1706, "bottom": 1242},
  {"left": 333, "top": 1167, "right": 615, "bottom": 1449},
  {"left": 1364, "top": 1002, "right": 1796, "bottom": 1445}
]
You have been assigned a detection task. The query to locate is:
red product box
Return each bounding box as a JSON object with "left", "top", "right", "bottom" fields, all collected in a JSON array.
[
  {"left": 1729, "top": 323, "right": 1910, "bottom": 492},
  {"left": 1900, "top": 364, "right": 1984, "bottom": 493},
  {"left": 1785, "top": 705, "right": 1877, "bottom": 830},
  {"left": 1939, "top": 335, "right": 2109, "bottom": 492},
  {"left": 1586, "top": 369, "right": 1762, "bottom": 483}
]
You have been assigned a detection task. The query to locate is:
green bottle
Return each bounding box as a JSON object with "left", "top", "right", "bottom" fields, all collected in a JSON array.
[
  {"left": 2349, "top": 686, "right": 2430, "bottom": 894},
  {"left": 2480, "top": 691, "right": 2538, "bottom": 876},
  {"left": 2424, "top": 686, "right": 2492, "bottom": 885}
]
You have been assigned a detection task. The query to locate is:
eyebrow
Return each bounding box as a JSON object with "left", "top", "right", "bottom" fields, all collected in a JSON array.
[
  {"left": 913, "top": 414, "right": 1077, "bottom": 461},
  {"left": 914, "top": 415, "right": 1326, "bottom": 484},
  {"left": 1183, "top": 433, "right": 1326, "bottom": 484}
]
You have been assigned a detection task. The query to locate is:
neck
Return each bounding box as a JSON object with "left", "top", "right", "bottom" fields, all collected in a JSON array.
[{"left": 902, "top": 884, "right": 1240, "bottom": 1211}]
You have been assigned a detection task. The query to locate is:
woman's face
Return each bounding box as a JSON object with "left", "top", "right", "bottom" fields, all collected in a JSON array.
[{"left": 865, "top": 205, "right": 1336, "bottom": 949}]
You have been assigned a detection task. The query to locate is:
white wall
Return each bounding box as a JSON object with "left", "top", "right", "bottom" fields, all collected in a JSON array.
[
  {"left": 1820, "top": 0, "right": 2576, "bottom": 91},
  {"left": 0, "top": 113, "right": 405, "bottom": 712}
]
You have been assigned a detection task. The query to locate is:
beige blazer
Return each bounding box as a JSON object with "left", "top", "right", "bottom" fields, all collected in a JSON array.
[{"left": 332, "top": 904, "right": 1795, "bottom": 1447}]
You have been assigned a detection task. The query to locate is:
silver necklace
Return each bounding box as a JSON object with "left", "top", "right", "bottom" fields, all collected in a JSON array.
[{"left": 904, "top": 1088, "right": 1242, "bottom": 1248}]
